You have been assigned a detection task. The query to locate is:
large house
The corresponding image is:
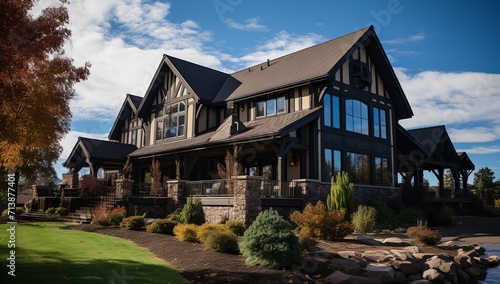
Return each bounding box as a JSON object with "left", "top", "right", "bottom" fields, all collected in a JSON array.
[{"left": 63, "top": 26, "right": 474, "bottom": 204}]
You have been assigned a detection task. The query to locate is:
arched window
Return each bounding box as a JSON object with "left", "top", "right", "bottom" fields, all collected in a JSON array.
[{"left": 345, "top": 99, "right": 369, "bottom": 135}]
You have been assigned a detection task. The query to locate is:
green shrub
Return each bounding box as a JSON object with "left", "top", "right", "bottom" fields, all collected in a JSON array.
[
  {"left": 239, "top": 209, "right": 302, "bottom": 269},
  {"left": 437, "top": 206, "right": 455, "bottom": 227},
  {"left": 327, "top": 171, "right": 355, "bottom": 219},
  {"left": 146, "top": 219, "right": 178, "bottom": 235},
  {"left": 95, "top": 217, "right": 112, "bottom": 227},
  {"left": 406, "top": 225, "right": 442, "bottom": 245},
  {"left": 120, "top": 216, "right": 145, "bottom": 230},
  {"left": 173, "top": 223, "right": 199, "bottom": 242},
  {"left": 196, "top": 224, "right": 229, "bottom": 243},
  {"left": 495, "top": 199, "right": 500, "bottom": 210},
  {"left": 179, "top": 198, "right": 205, "bottom": 225},
  {"left": 204, "top": 230, "right": 239, "bottom": 254},
  {"left": 351, "top": 205, "right": 378, "bottom": 234},
  {"left": 2, "top": 207, "right": 24, "bottom": 216},
  {"left": 55, "top": 207, "right": 68, "bottom": 216},
  {"left": 290, "top": 201, "right": 354, "bottom": 240},
  {"left": 224, "top": 220, "right": 246, "bottom": 236},
  {"left": 46, "top": 207, "right": 57, "bottom": 215},
  {"left": 167, "top": 208, "right": 182, "bottom": 222},
  {"left": 370, "top": 198, "right": 394, "bottom": 229}
]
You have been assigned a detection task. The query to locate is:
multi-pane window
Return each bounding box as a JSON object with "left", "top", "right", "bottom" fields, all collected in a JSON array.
[
  {"left": 375, "top": 157, "right": 390, "bottom": 186},
  {"left": 256, "top": 96, "right": 285, "bottom": 117},
  {"left": 130, "top": 129, "right": 137, "bottom": 146},
  {"left": 156, "top": 101, "right": 186, "bottom": 140},
  {"left": 345, "top": 99, "right": 369, "bottom": 135},
  {"left": 323, "top": 93, "right": 340, "bottom": 128},
  {"left": 324, "top": 148, "right": 341, "bottom": 182},
  {"left": 373, "top": 107, "right": 387, "bottom": 139},
  {"left": 346, "top": 152, "right": 370, "bottom": 184}
]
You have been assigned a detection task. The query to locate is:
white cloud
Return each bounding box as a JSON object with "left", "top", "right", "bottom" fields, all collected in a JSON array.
[
  {"left": 225, "top": 18, "right": 267, "bottom": 31},
  {"left": 383, "top": 32, "right": 426, "bottom": 45},
  {"left": 397, "top": 69, "right": 500, "bottom": 130},
  {"left": 448, "top": 127, "right": 497, "bottom": 143},
  {"left": 457, "top": 146, "right": 500, "bottom": 155}
]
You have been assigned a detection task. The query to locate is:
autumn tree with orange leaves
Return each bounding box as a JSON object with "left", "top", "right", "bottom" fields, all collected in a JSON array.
[{"left": 0, "top": 0, "right": 90, "bottom": 180}]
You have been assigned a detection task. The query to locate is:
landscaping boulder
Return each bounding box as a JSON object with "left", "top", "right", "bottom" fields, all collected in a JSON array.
[
  {"left": 391, "top": 260, "right": 425, "bottom": 275},
  {"left": 364, "top": 263, "right": 394, "bottom": 283},
  {"left": 454, "top": 253, "right": 475, "bottom": 269},
  {"left": 356, "top": 235, "right": 382, "bottom": 246},
  {"left": 382, "top": 237, "right": 411, "bottom": 246},
  {"left": 422, "top": 268, "right": 445, "bottom": 282},
  {"left": 403, "top": 245, "right": 420, "bottom": 254},
  {"left": 322, "top": 270, "right": 379, "bottom": 284},
  {"left": 361, "top": 250, "right": 393, "bottom": 262},
  {"left": 390, "top": 249, "right": 417, "bottom": 261},
  {"left": 329, "top": 258, "right": 363, "bottom": 275}
]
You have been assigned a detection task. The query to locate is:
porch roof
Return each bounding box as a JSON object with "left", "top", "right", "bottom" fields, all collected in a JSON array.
[
  {"left": 129, "top": 107, "right": 322, "bottom": 158},
  {"left": 396, "top": 125, "right": 473, "bottom": 171},
  {"left": 63, "top": 137, "right": 137, "bottom": 172}
]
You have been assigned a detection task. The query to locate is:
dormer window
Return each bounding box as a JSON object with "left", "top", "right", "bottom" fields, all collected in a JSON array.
[
  {"left": 256, "top": 96, "right": 285, "bottom": 118},
  {"left": 350, "top": 59, "right": 371, "bottom": 88}
]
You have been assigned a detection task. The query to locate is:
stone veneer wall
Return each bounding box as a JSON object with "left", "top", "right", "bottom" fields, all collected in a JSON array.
[
  {"left": 203, "top": 206, "right": 235, "bottom": 224},
  {"left": 115, "top": 179, "right": 134, "bottom": 201},
  {"left": 231, "top": 175, "right": 263, "bottom": 226},
  {"left": 166, "top": 180, "right": 186, "bottom": 209}
]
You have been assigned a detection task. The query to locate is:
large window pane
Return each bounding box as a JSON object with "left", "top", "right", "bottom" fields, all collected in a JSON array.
[
  {"left": 324, "top": 149, "right": 332, "bottom": 181},
  {"left": 266, "top": 99, "right": 276, "bottom": 115},
  {"left": 277, "top": 97, "right": 285, "bottom": 113},
  {"left": 332, "top": 96, "right": 340, "bottom": 128},
  {"left": 156, "top": 120, "right": 163, "bottom": 140},
  {"left": 375, "top": 156, "right": 390, "bottom": 186},
  {"left": 346, "top": 152, "right": 370, "bottom": 184},
  {"left": 380, "top": 109, "right": 387, "bottom": 139},
  {"left": 374, "top": 107, "right": 387, "bottom": 139},
  {"left": 346, "top": 99, "right": 368, "bottom": 135},
  {"left": 324, "top": 94, "right": 331, "bottom": 127},
  {"left": 257, "top": 101, "right": 265, "bottom": 117}
]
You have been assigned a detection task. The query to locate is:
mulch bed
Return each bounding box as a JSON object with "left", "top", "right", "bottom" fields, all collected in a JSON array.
[
  {"left": 63, "top": 224, "right": 463, "bottom": 284},
  {"left": 64, "top": 224, "right": 287, "bottom": 283}
]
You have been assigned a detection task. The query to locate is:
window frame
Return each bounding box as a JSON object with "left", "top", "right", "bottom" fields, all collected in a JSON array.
[
  {"left": 255, "top": 96, "right": 286, "bottom": 118},
  {"left": 345, "top": 99, "right": 369, "bottom": 135},
  {"left": 156, "top": 100, "right": 186, "bottom": 141}
]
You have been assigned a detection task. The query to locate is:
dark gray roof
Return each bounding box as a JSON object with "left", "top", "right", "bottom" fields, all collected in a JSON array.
[
  {"left": 407, "top": 125, "right": 447, "bottom": 154},
  {"left": 214, "top": 27, "right": 371, "bottom": 103},
  {"left": 129, "top": 108, "right": 321, "bottom": 158},
  {"left": 166, "top": 55, "right": 230, "bottom": 103},
  {"left": 63, "top": 137, "right": 137, "bottom": 169}
]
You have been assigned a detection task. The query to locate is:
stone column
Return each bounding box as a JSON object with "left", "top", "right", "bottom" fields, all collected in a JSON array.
[
  {"left": 115, "top": 179, "right": 134, "bottom": 201},
  {"left": 233, "top": 175, "right": 263, "bottom": 226},
  {"left": 167, "top": 180, "right": 186, "bottom": 208},
  {"left": 62, "top": 173, "right": 79, "bottom": 188}
]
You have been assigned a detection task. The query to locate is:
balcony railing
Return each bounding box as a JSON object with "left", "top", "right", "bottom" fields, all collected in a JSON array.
[
  {"left": 184, "top": 179, "right": 228, "bottom": 196},
  {"left": 132, "top": 179, "right": 303, "bottom": 198},
  {"left": 261, "top": 180, "right": 302, "bottom": 198}
]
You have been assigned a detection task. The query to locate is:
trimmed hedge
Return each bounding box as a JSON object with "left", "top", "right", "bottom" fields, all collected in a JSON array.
[
  {"left": 173, "top": 223, "right": 199, "bottom": 242},
  {"left": 224, "top": 220, "right": 246, "bottom": 236},
  {"left": 146, "top": 219, "right": 178, "bottom": 235},
  {"left": 204, "top": 230, "right": 239, "bottom": 254},
  {"left": 120, "top": 216, "right": 145, "bottom": 230}
]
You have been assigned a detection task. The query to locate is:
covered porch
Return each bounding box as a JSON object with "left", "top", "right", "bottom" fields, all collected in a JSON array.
[{"left": 396, "top": 125, "right": 475, "bottom": 200}]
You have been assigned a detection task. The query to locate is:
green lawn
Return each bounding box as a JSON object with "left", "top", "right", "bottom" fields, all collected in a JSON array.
[{"left": 0, "top": 222, "right": 188, "bottom": 283}]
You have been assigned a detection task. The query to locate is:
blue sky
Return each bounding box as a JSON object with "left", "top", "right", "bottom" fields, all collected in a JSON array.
[{"left": 33, "top": 0, "right": 500, "bottom": 185}]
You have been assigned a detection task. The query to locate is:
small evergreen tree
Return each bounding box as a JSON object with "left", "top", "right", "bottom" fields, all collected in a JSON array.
[
  {"left": 327, "top": 171, "right": 355, "bottom": 218},
  {"left": 179, "top": 198, "right": 205, "bottom": 225},
  {"left": 239, "top": 209, "right": 302, "bottom": 269}
]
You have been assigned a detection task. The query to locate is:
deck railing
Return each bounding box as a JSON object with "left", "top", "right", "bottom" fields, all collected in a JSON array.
[
  {"left": 261, "top": 180, "right": 302, "bottom": 198},
  {"left": 184, "top": 179, "right": 228, "bottom": 196}
]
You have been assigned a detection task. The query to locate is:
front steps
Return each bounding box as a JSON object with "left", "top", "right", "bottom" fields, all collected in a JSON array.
[{"left": 60, "top": 207, "right": 93, "bottom": 224}]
